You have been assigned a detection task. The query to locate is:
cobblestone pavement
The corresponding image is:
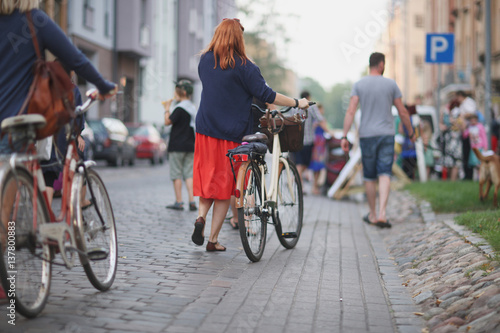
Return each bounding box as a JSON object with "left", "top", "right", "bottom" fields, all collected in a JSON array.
[
  {"left": 379, "top": 192, "right": 500, "bottom": 333},
  {"left": 0, "top": 161, "right": 496, "bottom": 332}
]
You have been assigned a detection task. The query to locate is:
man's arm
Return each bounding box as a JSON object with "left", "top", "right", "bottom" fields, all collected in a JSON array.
[
  {"left": 394, "top": 98, "right": 416, "bottom": 142},
  {"left": 341, "top": 95, "right": 359, "bottom": 152}
]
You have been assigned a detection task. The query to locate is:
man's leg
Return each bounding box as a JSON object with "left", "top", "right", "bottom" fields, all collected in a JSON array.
[
  {"left": 364, "top": 180, "right": 377, "bottom": 222},
  {"left": 375, "top": 135, "right": 395, "bottom": 223},
  {"left": 173, "top": 179, "right": 183, "bottom": 203},
  {"left": 377, "top": 175, "right": 391, "bottom": 222},
  {"left": 185, "top": 178, "right": 194, "bottom": 203}
]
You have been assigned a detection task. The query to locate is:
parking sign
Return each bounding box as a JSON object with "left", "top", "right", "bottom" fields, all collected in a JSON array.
[{"left": 425, "top": 34, "right": 454, "bottom": 63}]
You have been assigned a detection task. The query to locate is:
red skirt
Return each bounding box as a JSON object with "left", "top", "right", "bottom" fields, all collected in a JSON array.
[{"left": 193, "top": 134, "right": 240, "bottom": 200}]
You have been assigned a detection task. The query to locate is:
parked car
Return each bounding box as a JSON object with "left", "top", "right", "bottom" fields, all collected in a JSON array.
[
  {"left": 87, "top": 118, "right": 136, "bottom": 167},
  {"left": 80, "top": 121, "right": 95, "bottom": 161},
  {"left": 126, "top": 123, "right": 167, "bottom": 165}
]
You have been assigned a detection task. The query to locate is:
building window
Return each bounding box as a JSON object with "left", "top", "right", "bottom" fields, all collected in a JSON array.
[
  {"left": 104, "top": 0, "right": 110, "bottom": 37},
  {"left": 140, "top": 0, "right": 147, "bottom": 27},
  {"left": 415, "top": 15, "right": 424, "bottom": 28},
  {"left": 83, "top": 0, "right": 95, "bottom": 30}
]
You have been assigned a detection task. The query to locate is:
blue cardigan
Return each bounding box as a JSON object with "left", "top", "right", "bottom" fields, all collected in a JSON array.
[
  {"left": 196, "top": 51, "right": 276, "bottom": 143},
  {"left": 0, "top": 9, "right": 115, "bottom": 125}
]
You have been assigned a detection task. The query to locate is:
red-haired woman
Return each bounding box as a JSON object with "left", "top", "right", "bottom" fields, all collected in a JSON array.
[{"left": 191, "top": 18, "right": 309, "bottom": 251}]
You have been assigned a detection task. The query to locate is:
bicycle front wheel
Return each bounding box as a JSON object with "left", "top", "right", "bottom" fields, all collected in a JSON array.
[
  {"left": 0, "top": 168, "right": 52, "bottom": 318},
  {"left": 237, "top": 162, "right": 267, "bottom": 262},
  {"left": 74, "top": 168, "right": 117, "bottom": 291},
  {"left": 274, "top": 159, "right": 303, "bottom": 249}
]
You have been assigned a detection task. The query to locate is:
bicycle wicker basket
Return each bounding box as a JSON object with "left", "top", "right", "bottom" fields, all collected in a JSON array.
[{"left": 259, "top": 113, "right": 305, "bottom": 153}]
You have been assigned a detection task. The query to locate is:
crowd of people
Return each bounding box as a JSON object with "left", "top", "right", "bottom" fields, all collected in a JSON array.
[{"left": 438, "top": 91, "right": 488, "bottom": 181}]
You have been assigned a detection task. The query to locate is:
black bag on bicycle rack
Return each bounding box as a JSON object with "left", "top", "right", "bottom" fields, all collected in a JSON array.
[
  {"left": 259, "top": 110, "right": 306, "bottom": 153},
  {"left": 227, "top": 142, "right": 268, "bottom": 157}
]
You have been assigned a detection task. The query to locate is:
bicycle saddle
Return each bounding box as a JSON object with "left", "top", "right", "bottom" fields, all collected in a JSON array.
[
  {"left": 242, "top": 132, "right": 268, "bottom": 143},
  {"left": 1, "top": 114, "right": 46, "bottom": 132}
]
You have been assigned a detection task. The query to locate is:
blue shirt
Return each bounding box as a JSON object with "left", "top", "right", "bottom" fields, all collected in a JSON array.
[
  {"left": 0, "top": 9, "right": 115, "bottom": 126},
  {"left": 196, "top": 51, "right": 276, "bottom": 143}
]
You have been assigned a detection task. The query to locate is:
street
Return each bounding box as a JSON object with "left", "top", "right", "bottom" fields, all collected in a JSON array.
[{"left": 0, "top": 160, "right": 423, "bottom": 333}]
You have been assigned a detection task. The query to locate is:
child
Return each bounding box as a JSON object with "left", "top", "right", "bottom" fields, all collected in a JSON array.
[{"left": 463, "top": 113, "right": 487, "bottom": 169}]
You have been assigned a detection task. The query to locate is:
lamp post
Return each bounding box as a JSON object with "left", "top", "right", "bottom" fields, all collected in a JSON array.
[{"left": 485, "top": 0, "right": 492, "bottom": 149}]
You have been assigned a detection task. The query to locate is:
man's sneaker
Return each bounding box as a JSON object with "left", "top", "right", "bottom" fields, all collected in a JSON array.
[
  {"left": 189, "top": 201, "right": 197, "bottom": 211},
  {"left": 166, "top": 202, "right": 183, "bottom": 210}
]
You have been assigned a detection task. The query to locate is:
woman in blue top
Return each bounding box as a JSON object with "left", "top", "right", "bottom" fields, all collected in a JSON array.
[
  {"left": 0, "top": 0, "right": 116, "bottom": 300},
  {"left": 191, "top": 18, "right": 309, "bottom": 252},
  {"left": 0, "top": 0, "right": 117, "bottom": 153}
]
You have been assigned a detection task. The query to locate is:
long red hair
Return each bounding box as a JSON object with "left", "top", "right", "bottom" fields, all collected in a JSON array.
[{"left": 202, "top": 19, "right": 249, "bottom": 70}]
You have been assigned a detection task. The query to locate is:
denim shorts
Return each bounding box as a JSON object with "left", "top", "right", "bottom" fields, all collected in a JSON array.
[
  {"left": 359, "top": 135, "right": 395, "bottom": 181},
  {"left": 292, "top": 144, "right": 313, "bottom": 166}
]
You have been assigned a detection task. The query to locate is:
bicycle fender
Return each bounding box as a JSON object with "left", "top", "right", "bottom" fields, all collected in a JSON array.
[{"left": 234, "top": 161, "right": 251, "bottom": 208}]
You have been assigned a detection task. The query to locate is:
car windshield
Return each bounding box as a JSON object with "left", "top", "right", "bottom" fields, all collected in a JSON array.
[
  {"left": 129, "top": 127, "right": 149, "bottom": 136},
  {"left": 87, "top": 120, "right": 107, "bottom": 134}
]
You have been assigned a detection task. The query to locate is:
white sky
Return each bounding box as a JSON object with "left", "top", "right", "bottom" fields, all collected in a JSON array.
[{"left": 240, "top": 0, "right": 392, "bottom": 90}]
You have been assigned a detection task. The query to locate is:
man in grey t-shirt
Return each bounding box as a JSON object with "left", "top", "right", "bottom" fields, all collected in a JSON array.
[{"left": 341, "top": 52, "right": 415, "bottom": 228}]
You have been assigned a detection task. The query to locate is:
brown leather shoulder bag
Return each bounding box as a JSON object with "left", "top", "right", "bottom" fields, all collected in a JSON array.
[{"left": 17, "top": 11, "right": 75, "bottom": 140}]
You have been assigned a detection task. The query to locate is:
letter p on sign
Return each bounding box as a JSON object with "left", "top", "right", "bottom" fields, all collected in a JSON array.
[{"left": 426, "top": 33, "right": 454, "bottom": 64}]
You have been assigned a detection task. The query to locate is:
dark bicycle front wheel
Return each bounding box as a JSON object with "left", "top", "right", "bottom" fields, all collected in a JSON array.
[
  {"left": 274, "top": 159, "right": 303, "bottom": 249},
  {"left": 237, "top": 161, "right": 267, "bottom": 262},
  {"left": 73, "top": 168, "right": 117, "bottom": 291},
  {"left": 0, "top": 168, "right": 52, "bottom": 318}
]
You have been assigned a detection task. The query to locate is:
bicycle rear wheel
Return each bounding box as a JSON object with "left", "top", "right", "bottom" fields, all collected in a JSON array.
[
  {"left": 274, "top": 159, "right": 303, "bottom": 249},
  {"left": 74, "top": 168, "right": 117, "bottom": 291},
  {"left": 0, "top": 168, "right": 52, "bottom": 318},
  {"left": 238, "top": 162, "right": 267, "bottom": 262}
]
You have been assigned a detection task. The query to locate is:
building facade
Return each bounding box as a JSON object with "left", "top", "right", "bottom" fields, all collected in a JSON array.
[
  {"left": 377, "top": 0, "right": 500, "bottom": 123},
  {"left": 139, "top": 0, "right": 237, "bottom": 127}
]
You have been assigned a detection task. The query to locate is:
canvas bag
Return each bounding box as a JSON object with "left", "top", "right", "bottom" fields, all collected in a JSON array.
[{"left": 17, "top": 12, "right": 75, "bottom": 140}]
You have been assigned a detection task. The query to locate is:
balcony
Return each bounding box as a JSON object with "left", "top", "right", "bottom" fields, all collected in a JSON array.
[{"left": 115, "top": 0, "right": 152, "bottom": 58}]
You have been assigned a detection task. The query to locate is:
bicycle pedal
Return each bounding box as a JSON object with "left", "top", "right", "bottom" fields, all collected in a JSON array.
[
  {"left": 282, "top": 232, "right": 297, "bottom": 238},
  {"left": 87, "top": 247, "right": 109, "bottom": 261}
]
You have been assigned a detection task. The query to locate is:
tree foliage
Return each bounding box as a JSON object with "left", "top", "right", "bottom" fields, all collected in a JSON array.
[
  {"left": 237, "top": 0, "right": 295, "bottom": 94},
  {"left": 300, "top": 78, "right": 353, "bottom": 129}
]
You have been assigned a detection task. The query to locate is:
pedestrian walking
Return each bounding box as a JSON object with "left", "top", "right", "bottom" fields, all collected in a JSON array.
[
  {"left": 398, "top": 105, "right": 418, "bottom": 180},
  {"left": 438, "top": 98, "right": 464, "bottom": 181},
  {"left": 341, "top": 52, "right": 415, "bottom": 228},
  {"left": 456, "top": 90, "right": 477, "bottom": 180},
  {"left": 463, "top": 113, "right": 487, "bottom": 173},
  {"left": 190, "top": 18, "right": 309, "bottom": 252},
  {"left": 163, "top": 80, "right": 197, "bottom": 211},
  {"left": 309, "top": 103, "right": 330, "bottom": 195},
  {"left": 291, "top": 91, "right": 333, "bottom": 192}
]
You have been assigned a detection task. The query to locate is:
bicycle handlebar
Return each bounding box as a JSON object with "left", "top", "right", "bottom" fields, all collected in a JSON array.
[
  {"left": 251, "top": 101, "right": 316, "bottom": 114},
  {"left": 75, "top": 87, "right": 119, "bottom": 116}
]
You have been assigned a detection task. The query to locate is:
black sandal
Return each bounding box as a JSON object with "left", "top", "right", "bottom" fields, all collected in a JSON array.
[{"left": 191, "top": 216, "right": 205, "bottom": 245}]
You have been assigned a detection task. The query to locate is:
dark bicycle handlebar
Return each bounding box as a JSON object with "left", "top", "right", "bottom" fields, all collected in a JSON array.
[{"left": 251, "top": 101, "right": 316, "bottom": 115}]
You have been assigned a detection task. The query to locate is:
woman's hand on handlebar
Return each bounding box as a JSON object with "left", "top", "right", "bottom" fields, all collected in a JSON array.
[
  {"left": 297, "top": 98, "right": 310, "bottom": 109},
  {"left": 99, "top": 84, "right": 119, "bottom": 101}
]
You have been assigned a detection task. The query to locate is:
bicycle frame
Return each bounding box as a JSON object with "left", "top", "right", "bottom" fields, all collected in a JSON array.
[
  {"left": 234, "top": 130, "right": 296, "bottom": 213},
  {"left": 2, "top": 90, "right": 101, "bottom": 268}
]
